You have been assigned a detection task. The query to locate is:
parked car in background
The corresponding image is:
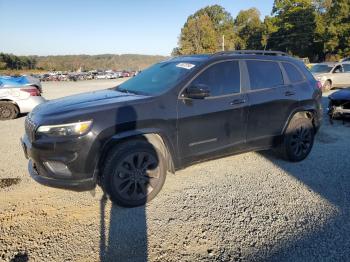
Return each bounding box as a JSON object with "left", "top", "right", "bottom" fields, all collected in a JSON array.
[
  {"left": 310, "top": 62, "right": 350, "bottom": 91},
  {"left": 328, "top": 87, "right": 350, "bottom": 120},
  {"left": 22, "top": 50, "right": 322, "bottom": 207},
  {"left": 341, "top": 57, "right": 350, "bottom": 62},
  {"left": 0, "top": 76, "right": 45, "bottom": 120}
]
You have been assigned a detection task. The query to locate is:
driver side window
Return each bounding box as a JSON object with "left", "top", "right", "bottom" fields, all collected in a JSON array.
[{"left": 192, "top": 61, "right": 240, "bottom": 97}]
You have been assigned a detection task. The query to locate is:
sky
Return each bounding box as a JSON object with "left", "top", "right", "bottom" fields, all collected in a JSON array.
[{"left": 0, "top": 0, "right": 274, "bottom": 56}]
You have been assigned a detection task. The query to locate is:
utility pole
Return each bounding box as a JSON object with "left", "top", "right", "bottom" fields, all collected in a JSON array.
[{"left": 222, "top": 35, "right": 225, "bottom": 51}]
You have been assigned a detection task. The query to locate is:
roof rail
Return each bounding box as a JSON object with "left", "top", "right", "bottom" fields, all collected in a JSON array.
[{"left": 213, "top": 50, "right": 289, "bottom": 57}]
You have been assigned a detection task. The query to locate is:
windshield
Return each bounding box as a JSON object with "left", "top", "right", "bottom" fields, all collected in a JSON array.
[
  {"left": 310, "top": 64, "right": 333, "bottom": 73},
  {"left": 116, "top": 61, "right": 199, "bottom": 95}
]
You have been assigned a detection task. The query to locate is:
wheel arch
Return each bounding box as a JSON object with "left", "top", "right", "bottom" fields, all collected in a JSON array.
[
  {"left": 282, "top": 109, "right": 318, "bottom": 135},
  {"left": 0, "top": 99, "right": 20, "bottom": 113},
  {"left": 98, "top": 130, "right": 176, "bottom": 178}
]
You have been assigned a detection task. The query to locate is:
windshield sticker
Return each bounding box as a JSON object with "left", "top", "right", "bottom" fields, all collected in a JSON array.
[{"left": 176, "top": 63, "right": 196, "bottom": 70}]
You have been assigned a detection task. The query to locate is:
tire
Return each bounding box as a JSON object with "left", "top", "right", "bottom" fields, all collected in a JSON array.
[
  {"left": 277, "top": 117, "right": 315, "bottom": 162},
  {"left": 101, "top": 140, "right": 167, "bottom": 207},
  {"left": 0, "top": 102, "right": 19, "bottom": 120},
  {"left": 323, "top": 80, "right": 332, "bottom": 92}
]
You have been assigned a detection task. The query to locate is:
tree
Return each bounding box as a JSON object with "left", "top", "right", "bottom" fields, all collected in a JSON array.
[
  {"left": 267, "top": 0, "right": 318, "bottom": 59},
  {"left": 176, "top": 5, "right": 238, "bottom": 55},
  {"left": 324, "top": 0, "right": 350, "bottom": 57},
  {"left": 234, "top": 8, "right": 264, "bottom": 50},
  {"left": 178, "top": 13, "right": 217, "bottom": 54}
]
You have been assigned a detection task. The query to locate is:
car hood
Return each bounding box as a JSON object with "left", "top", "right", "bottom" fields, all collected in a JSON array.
[
  {"left": 31, "top": 89, "right": 148, "bottom": 117},
  {"left": 329, "top": 89, "right": 350, "bottom": 101}
]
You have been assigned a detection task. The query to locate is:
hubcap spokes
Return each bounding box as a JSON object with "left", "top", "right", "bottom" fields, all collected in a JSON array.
[
  {"left": 0, "top": 107, "right": 11, "bottom": 118},
  {"left": 113, "top": 152, "right": 160, "bottom": 201},
  {"left": 290, "top": 126, "right": 312, "bottom": 157}
]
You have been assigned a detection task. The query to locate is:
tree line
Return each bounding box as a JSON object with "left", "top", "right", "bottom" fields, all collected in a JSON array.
[
  {"left": 173, "top": 0, "right": 350, "bottom": 62},
  {"left": 0, "top": 53, "right": 37, "bottom": 70},
  {"left": 0, "top": 53, "right": 166, "bottom": 72}
]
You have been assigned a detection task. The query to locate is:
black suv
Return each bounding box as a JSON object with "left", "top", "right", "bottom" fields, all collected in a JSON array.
[{"left": 21, "top": 51, "right": 323, "bottom": 207}]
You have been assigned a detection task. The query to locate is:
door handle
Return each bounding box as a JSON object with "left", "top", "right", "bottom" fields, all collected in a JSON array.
[
  {"left": 285, "top": 91, "right": 295, "bottom": 96},
  {"left": 230, "top": 99, "right": 246, "bottom": 105}
]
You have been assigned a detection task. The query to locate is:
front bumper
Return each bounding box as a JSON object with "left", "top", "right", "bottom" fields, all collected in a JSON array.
[
  {"left": 28, "top": 160, "right": 96, "bottom": 191},
  {"left": 21, "top": 134, "right": 97, "bottom": 192}
]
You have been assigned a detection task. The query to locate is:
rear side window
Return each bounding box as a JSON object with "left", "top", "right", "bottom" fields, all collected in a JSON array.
[
  {"left": 343, "top": 64, "right": 350, "bottom": 72},
  {"left": 282, "top": 62, "right": 304, "bottom": 83},
  {"left": 192, "top": 61, "right": 240, "bottom": 96},
  {"left": 246, "top": 60, "right": 284, "bottom": 90}
]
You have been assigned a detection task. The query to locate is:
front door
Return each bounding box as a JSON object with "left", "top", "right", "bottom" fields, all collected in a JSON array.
[{"left": 177, "top": 60, "right": 248, "bottom": 159}]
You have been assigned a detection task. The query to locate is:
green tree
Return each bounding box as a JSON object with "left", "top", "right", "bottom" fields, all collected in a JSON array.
[
  {"left": 176, "top": 5, "right": 238, "bottom": 55},
  {"left": 324, "top": 0, "right": 350, "bottom": 57},
  {"left": 178, "top": 13, "right": 217, "bottom": 54},
  {"left": 267, "top": 0, "right": 318, "bottom": 59},
  {"left": 234, "top": 8, "right": 264, "bottom": 50}
]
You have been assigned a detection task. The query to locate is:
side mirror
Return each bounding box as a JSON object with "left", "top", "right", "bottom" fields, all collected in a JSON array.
[{"left": 184, "top": 84, "right": 210, "bottom": 99}]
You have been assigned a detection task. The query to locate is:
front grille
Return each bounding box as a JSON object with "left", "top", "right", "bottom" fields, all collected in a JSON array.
[{"left": 25, "top": 117, "right": 37, "bottom": 142}]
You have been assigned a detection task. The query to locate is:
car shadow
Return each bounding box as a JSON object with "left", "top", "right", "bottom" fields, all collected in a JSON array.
[
  {"left": 99, "top": 105, "right": 156, "bottom": 262},
  {"left": 99, "top": 195, "right": 148, "bottom": 262},
  {"left": 252, "top": 95, "right": 350, "bottom": 260}
]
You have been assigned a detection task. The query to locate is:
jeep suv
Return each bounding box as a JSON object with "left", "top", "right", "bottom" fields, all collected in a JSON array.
[{"left": 21, "top": 51, "right": 323, "bottom": 207}]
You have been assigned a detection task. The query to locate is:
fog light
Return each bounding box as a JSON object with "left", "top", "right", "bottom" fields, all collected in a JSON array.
[{"left": 44, "top": 161, "right": 72, "bottom": 177}]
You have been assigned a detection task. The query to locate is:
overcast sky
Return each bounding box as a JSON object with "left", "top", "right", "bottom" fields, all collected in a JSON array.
[{"left": 0, "top": 0, "right": 274, "bottom": 56}]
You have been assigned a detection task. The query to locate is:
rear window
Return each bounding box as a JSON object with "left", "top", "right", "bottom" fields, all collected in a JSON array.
[
  {"left": 247, "top": 60, "right": 284, "bottom": 90},
  {"left": 282, "top": 62, "right": 304, "bottom": 83}
]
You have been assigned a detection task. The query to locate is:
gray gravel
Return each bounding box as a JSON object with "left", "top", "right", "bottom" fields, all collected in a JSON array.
[{"left": 1, "top": 80, "right": 349, "bottom": 262}]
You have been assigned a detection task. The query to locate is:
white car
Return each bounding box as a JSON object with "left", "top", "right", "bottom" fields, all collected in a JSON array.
[
  {"left": 96, "top": 74, "right": 108, "bottom": 79},
  {"left": 311, "top": 62, "right": 350, "bottom": 91},
  {"left": 0, "top": 76, "right": 46, "bottom": 120}
]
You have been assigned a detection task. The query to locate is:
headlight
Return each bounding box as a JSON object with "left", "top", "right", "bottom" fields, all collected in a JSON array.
[{"left": 37, "top": 120, "right": 93, "bottom": 136}]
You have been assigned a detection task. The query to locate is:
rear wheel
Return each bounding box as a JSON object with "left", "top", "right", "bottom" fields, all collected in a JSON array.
[
  {"left": 323, "top": 80, "right": 332, "bottom": 92},
  {"left": 0, "top": 102, "right": 19, "bottom": 120},
  {"left": 101, "top": 140, "right": 166, "bottom": 207},
  {"left": 277, "top": 117, "right": 315, "bottom": 162}
]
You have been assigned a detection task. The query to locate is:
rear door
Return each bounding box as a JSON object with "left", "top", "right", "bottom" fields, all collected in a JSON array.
[
  {"left": 244, "top": 60, "right": 290, "bottom": 145},
  {"left": 177, "top": 60, "right": 248, "bottom": 159}
]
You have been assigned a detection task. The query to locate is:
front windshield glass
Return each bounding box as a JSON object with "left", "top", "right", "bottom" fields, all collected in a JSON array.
[
  {"left": 116, "top": 61, "right": 199, "bottom": 95},
  {"left": 310, "top": 64, "right": 333, "bottom": 73}
]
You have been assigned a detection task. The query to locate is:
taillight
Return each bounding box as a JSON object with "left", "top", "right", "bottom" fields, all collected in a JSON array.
[
  {"left": 316, "top": 81, "right": 323, "bottom": 90},
  {"left": 21, "top": 87, "right": 41, "bottom": 96}
]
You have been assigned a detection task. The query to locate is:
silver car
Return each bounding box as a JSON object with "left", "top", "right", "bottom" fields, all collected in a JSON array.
[
  {"left": 0, "top": 76, "right": 46, "bottom": 120},
  {"left": 311, "top": 62, "right": 350, "bottom": 91}
]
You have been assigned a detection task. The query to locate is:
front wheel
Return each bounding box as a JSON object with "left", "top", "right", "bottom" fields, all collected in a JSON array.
[
  {"left": 101, "top": 140, "right": 166, "bottom": 207},
  {"left": 277, "top": 117, "right": 315, "bottom": 162}
]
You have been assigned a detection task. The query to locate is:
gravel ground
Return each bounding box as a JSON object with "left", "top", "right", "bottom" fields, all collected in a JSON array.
[{"left": 1, "top": 80, "right": 349, "bottom": 262}]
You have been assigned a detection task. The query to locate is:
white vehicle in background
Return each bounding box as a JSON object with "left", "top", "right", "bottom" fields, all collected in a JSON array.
[
  {"left": 96, "top": 74, "right": 108, "bottom": 79},
  {"left": 310, "top": 62, "right": 350, "bottom": 92},
  {"left": 0, "top": 76, "right": 46, "bottom": 120}
]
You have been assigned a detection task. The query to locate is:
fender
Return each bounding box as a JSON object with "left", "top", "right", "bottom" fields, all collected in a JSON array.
[
  {"left": 99, "top": 128, "right": 177, "bottom": 174},
  {"left": 282, "top": 106, "right": 318, "bottom": 134}
]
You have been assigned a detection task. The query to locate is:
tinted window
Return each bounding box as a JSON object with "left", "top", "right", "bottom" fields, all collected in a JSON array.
[
  {"left": 192, "top": 61, "right": 240, "bottom": 96},
  {"left": 283, "top": 62, "right": 304, "bottom": 83},
  {"left": 247, "top": 60, "right": 284, "bottom": 90},
  {"left": 342, "top": 64, "right": 350, "bottom": 72}
]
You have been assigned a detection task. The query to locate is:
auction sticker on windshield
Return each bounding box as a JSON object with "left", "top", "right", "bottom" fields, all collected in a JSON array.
[{"left": 176, "top": 63, "right": 196, "bottom": 70}]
